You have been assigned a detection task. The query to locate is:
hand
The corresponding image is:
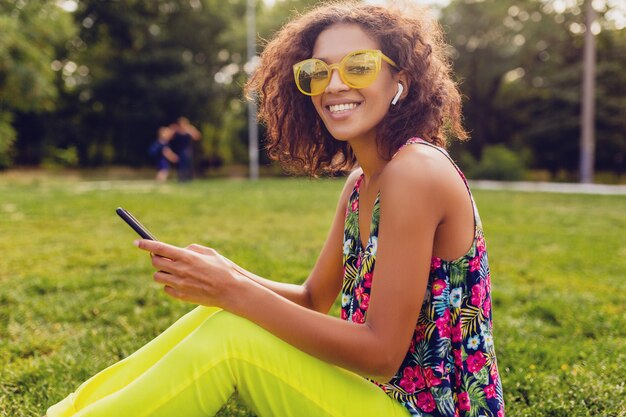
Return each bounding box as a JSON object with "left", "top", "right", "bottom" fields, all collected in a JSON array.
[{"left": 134, "top": 240, "right": 242, "bottom": 308}]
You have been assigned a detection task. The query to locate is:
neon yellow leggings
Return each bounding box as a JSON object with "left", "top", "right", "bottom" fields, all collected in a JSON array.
[{"left": 47, "top": 306, "right": 410, "bottom": 417}]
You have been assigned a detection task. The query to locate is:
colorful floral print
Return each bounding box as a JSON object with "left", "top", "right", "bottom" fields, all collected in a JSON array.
[{"left": 340, "top": 138, "right": 505, "bottom": 417}]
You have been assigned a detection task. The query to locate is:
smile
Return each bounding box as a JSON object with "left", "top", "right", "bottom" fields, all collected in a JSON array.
[{"left": 328, "top": 103, "right": 360, "bottom": 114}]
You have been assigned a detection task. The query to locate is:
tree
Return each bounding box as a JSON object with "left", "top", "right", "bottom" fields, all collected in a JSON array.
[
  {"left": 60, "top": 0, "right": 244, "bottom": 166},
  {"left": 579, "top": 0, "right": 596, "bottom": 183},
  {"left": 11, "top": 0, "right": 320, "bottom": 169},
  {"left": 443, "top": 0, "right": 626, "bottom": 178},
  {"left": 0, "top": 0, "right": 74, "bottom": 168}
]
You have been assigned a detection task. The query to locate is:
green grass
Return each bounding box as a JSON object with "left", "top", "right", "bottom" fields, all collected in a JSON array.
[{"left": 1, "top": 175, "right": 624, "bottom": 416}]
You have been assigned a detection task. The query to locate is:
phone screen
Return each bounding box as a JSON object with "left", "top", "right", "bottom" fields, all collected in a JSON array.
[{"left": 116, "top": 208, "right": 158, "bottom": 240}]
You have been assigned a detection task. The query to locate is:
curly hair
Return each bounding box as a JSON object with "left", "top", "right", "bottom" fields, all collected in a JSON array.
[{"left": 245, "top": 0, "right": 467, "bottom": 176}]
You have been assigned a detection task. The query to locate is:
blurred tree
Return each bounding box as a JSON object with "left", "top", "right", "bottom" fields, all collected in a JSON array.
[
  {"left": 0, "top": 0, "right": 74, "bottom": 168},
  {"left": 198, "top": 0, "right": 319, "bottom": 171},
  {"left": 6, "top": 0, "right": 624, "bottom": 179},
  {"left": 11, "top": 0, "right": 319, "bottom": 170},
  {"left": 50, "top": 0, "right": 246, "bottom": 167},
  {"left": 444, "top": 0, "right": 625, "bottom": 178}
]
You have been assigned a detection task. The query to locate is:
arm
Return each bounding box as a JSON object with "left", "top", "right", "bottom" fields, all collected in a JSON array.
[
  {"left": 233, "top": 170, "right": 361, "bottom": 312},
  {"left": 162, "top": 146, "right": 179, "bottom": 164},
  {"left": 182, "top": 122, "right": 202, "bottom": 141},
  {"left": 136, "top": 160, "right": 448, "bottom": 380},
  {"left": 195, "top": 170, "right": 362, "bottom": 313}
]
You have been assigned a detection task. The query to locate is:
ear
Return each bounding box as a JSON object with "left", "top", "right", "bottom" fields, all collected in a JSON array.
[
  {"left": 396, "top": 71, "right": 410, "bottom": 101},
  {"left": 391, "top": 83, "right": 404, "bottom": 105}
]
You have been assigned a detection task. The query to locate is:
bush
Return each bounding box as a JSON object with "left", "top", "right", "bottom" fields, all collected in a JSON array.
[
  {"left": 470, "top": 145, "right": 526, "bottom": 181},
  {"left": 0, "top": 112, "right": 16, "bottom": 169},
  {"left": 42, "top": 146, "right": 79, "bottom": 168}
]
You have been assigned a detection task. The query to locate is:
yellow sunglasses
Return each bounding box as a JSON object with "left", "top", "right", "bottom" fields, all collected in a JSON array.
[{"left": 293, "top": 49, "right": 398, "bottom": 96}]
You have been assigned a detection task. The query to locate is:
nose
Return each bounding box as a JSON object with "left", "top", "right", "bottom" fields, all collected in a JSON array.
[{"left": 325, "top": 67, "right": 349, "bottom": 94}]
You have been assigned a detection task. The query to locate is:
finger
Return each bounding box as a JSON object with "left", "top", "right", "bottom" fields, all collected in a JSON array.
[
  {"left": 153, "top": 269, "right": 174, "bottom": 283},
  {"left": 154, "top": 270, "right": 199, "bottom": 292},
  {"left": 186, "top": 244, "right": 217, "bottom": 256},
  {"left": 135, "top": 240, "right": 184, "bottom": 260},
  {"left": 186, "top": 244, "right": 234, "bottom": 268},
  {"left": 163, "top": 285, "right": 195, "bottom": 303},
  {"left": 163, "top": 285, "right": 179, "bottom": 298},
  {"left": 151, "top": 253, "right": 177, "bottom": 273}
]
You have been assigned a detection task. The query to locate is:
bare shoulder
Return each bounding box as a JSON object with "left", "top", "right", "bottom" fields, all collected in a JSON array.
[
  {"left": 377, "top": 144, "right": 475, "bottom": 261},
  {"left": 380, "top": 144, "right": 460, "bottom": 195}
]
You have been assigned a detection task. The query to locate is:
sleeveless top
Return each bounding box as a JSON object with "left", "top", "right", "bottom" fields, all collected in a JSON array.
[{"left": 340, "top": 138, "right": 505, "bottom": 417}]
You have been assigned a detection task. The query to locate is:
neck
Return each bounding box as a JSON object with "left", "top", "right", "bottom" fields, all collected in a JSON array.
[{"left": 349, "top": 136, "right": 387, "bottom": 183}]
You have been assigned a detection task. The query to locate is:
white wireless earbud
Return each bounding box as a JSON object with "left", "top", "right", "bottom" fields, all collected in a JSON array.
[{"left": 391, "top": 83, "right": 404, "bottom": 105}]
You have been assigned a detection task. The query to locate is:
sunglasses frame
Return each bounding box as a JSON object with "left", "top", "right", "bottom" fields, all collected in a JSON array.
[{"left": 292, "top": 49, "right": 398, "bottom": 96}]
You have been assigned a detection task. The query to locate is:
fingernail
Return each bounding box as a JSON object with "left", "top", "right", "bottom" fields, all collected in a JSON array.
[{"left": 133, "top": 240, "right": 140, "bottom": 247}]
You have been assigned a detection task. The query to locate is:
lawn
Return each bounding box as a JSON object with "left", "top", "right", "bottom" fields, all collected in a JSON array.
[{"left": 1, "top": 175, "right": 624, "bottom": 417}]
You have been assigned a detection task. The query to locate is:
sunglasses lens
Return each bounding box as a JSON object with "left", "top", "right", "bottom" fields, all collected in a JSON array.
[
  {"left": 343, "top": 52, "right": 379, "bottom": 88},
  {"left": 293, "top": 51, "right": 383, "bottom": 95},
  {"left": 297, "top": 60, "right": 329, "bottom": 95}
]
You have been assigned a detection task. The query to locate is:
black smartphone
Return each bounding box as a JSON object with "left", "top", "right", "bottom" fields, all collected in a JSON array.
[{"left": 116, "top": 207, "right": 158, "bottom": 240}]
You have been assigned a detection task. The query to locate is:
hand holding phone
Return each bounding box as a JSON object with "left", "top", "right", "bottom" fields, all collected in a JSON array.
[{"left": 116, "top": 207, "right": 158, "bottom": 240}]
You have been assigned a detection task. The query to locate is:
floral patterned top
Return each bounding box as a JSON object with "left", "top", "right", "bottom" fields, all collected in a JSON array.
[{"left": 340, "top": 138, "right": 505, "bottom": 417}]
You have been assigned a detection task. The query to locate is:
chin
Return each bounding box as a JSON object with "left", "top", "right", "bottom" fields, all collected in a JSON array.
[
  {"left": 330, "top": 134, "right": 351, "bottom": 142},
  {"left": 329, "top": 129, "right": 374, "bottom": 144},
  {"left": 323, "top": 124, "right": 361, "bottom": 143},
  {"left": 321, "top": 118, "right": 378, "bottom": 145}
]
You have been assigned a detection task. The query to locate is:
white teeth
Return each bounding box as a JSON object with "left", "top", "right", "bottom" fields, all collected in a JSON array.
[{"left": 328, "top": 103, "right": 358, "bottom": 113}]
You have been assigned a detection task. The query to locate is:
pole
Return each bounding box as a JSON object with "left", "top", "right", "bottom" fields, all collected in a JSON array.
[
  {"left": 246, "top": 0, "right": 259, "bottom": 180},
  {"left": 579, "top": 0, "right": 596, "bottom": 183}
]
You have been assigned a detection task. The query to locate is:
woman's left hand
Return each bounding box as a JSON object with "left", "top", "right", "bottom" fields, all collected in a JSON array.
[{"left": 134, "top": 240, "right": 242, "bottom": 308}]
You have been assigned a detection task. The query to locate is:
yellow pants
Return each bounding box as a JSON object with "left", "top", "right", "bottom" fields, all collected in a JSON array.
[{"left": 47, "top": 306, "right": 410, "bottom": 417}]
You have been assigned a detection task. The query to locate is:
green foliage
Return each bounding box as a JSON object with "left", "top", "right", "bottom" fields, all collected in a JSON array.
[
  {"left": 0, "top": 2, "right": 74, "bottom": 112},
  {"left": 63, "top": 0, "right": 246, "bottom": 166},
  {"left": 0, "top": 176, "right": 624, "bottom": 416},
  {"left": 464, "top": 145, "right": 526, "bottom": 181},
  {"left": 8, "top": 0, "right": 319, "bottom": 169},
  {"left": 2, "top": 0, "right": 625, "bottom": 177},
  {"left": 42, "top": 146, "right": 80, "bottom": 169},
  {"left": 443, "top": 0, "right": 626, "bottom": 175},
  {"left": 0, "top": 0, "right": 75, "bottom": 167},
  {"left": 0, "top": 113, "right": 16, "bottom": 169}
]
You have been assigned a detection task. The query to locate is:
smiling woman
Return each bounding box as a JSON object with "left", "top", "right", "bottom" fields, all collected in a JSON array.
[
  {"left": 46, "top": 2, "right": 504, "bottom": 417},
  {"left": 247, "top": 1, "right": 467, "bottom": 176}
]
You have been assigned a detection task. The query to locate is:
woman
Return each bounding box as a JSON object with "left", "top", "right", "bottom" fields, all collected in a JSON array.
[{"left": 47, "top": 2, "right": 504, "bottom": 416}]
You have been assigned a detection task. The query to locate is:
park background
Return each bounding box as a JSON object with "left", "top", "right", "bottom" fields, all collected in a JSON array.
[
  {"left": 1, "top": 0, "right": 625, "bottom": 182},
  {"left": 1, "top": 0, "right": 625, "bottom": 416}
]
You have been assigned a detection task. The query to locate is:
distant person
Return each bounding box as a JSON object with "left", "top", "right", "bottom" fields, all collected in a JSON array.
[
  {"left": 149, "top": 126, "right": 179, "bottom": 182},
  {"left": 169, "top": 117, "right": 201, "bottom": 182}
]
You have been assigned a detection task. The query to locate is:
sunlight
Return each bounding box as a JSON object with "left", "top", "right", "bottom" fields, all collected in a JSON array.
[{"left": 57, "top": 0, "right": 77, "bottom": 13}]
